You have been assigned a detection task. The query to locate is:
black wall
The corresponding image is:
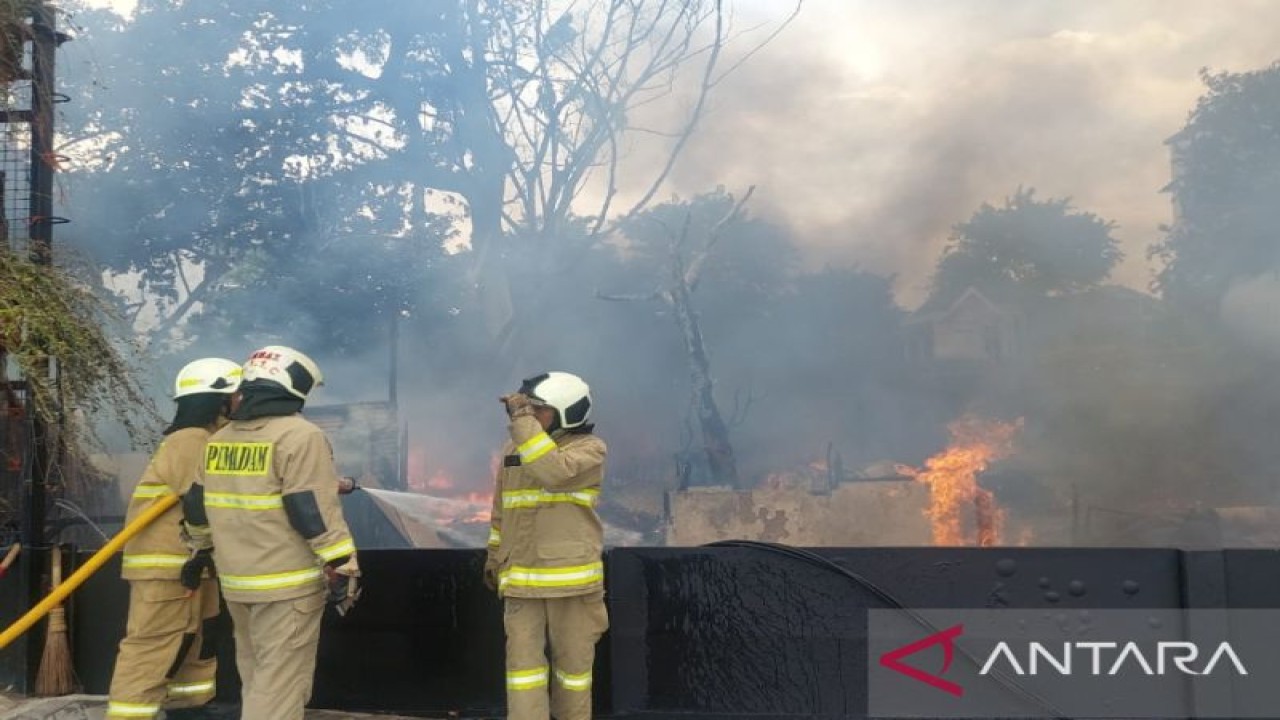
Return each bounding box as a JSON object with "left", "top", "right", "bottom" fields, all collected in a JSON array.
[{"left": 2, "top": 546, "right": 1279, "bottom": 718}]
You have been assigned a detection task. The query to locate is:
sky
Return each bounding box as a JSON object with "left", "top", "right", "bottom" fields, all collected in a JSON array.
[{"left": 74, "top": 0, "right": 1280, "bottom": 307}]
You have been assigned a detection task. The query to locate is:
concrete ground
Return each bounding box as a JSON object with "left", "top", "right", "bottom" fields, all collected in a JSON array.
[{"left": 0, "top": 694, "right": 448, "bottom": 719}]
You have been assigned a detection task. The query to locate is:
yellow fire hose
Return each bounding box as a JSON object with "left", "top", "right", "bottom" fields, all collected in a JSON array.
[{"left": 0, "top": 493, "right": 180, "bottom": 650}]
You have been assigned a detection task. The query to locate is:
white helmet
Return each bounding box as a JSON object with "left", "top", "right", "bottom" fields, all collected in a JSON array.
[
  {"left": 173, "top": 358, "right": 243, "bottom": 399},
  {"left": 520, "top": 371, "right": 592, "bottom": 430},
  {"left": 242, "top": 345, "right": 324, "bottom": 400}
]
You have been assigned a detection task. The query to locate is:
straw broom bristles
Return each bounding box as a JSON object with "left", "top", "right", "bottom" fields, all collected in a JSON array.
[{"left": 35, "top": 545, "right": 76, "bottom": 696}]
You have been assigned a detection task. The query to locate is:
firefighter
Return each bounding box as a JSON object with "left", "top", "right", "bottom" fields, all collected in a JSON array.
[
  {"left": 485, "top": 371, "right": 609, "bottom": 720},
  {"left": 106, "top": 357, "right": 242, "bottom": 720},
  {"left": 181, "top": 345, "right": 360, "bottom": 720}
]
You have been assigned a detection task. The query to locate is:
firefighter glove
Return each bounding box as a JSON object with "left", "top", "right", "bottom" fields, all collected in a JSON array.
[
  {"left": 324, "top": 555, "right": 362, "bottom": 617},
  {"left": 180, "top": 521, "right": 214, "bottom": 553},
  {"left": 500, "top": 393, "right": 535, "bottom": 418},
  {"left": 180, "top": 549, "right": 214, "bottom": 591},
  {"left": 483, "top": 564, "right": 498, "bottom": 593},
  {"left": 180, "top": 485, "right": 213, "bottom": 552}
]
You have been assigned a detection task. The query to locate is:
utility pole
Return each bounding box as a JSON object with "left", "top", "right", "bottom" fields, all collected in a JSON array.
[
  {"left": 25, "top": 0, "right": 68, "bottom": 557},
  {"left": 388, "top": 311, "right": 399, "bottom": 407},
  {"left": 8, "top": 0, "right": 69, "bottom": 691}
]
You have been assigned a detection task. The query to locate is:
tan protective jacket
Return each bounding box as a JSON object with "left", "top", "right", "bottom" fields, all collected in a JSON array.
[
  {"left": 199, "top": 414, "right": 355, "bottom": 604},
  {"left": 121, "top": 427, "right": 210, "bottom": 581},
  {"left": 486, "top": 415, "right": 607, "bottom": 599}
]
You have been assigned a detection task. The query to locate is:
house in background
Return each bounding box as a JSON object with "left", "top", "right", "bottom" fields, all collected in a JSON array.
[{"left": 904, "top": 286, "right": 1025, "bottom": 366}]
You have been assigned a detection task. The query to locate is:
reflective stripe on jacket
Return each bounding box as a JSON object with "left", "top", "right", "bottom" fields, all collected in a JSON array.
[
  {"left": 486, "top": 414, "right": 606, "bottom": 599},
  {"left": 200, "top": 414, "right": 355, "bottom": 604},
  {"left": 121, "top": 427, "right": 210, "bottom": 581}
]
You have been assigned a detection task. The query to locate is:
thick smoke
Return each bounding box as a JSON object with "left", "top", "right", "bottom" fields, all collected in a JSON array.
[
  {"left": 641, "top": 0, "right": 1280, "bottom": 302},
  {"left": 51, "top": 0, "right": 1280, "bottom": 546},
  {"left": 1221, "top": 274, "right": 1280, "bottom": 354}
]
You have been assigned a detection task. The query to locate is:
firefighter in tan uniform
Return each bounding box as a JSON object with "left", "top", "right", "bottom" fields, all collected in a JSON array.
[
  {"left": 106, "top": 358, "right": 243, "bottom": 720},
  {"left": 485, "top": 371, "right": 609, "bottom": 720},
  {"left": 182, "top": 345, "right": 360, "bottom": 720}
]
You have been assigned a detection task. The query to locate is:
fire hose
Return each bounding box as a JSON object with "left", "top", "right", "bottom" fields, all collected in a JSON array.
[{"left": 0, "top": 493, "right": 179, "bottom": 650}]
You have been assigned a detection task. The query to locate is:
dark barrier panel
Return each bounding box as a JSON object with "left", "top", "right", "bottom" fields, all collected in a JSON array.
[
  {"left": 71, "top": 552, "right": 127, "bottom": 692},
  {"left": 309, "top": 549, "right": 510, "bottom": 715},
  {"left": 0, "top": 547, "right": 45, "bottom": 694},
  {"left": 604, "top": 547, "right": 1183, "bottom": 718},
  {"left": 0, "top": 546, "right": 1267, "bottom": 717}
]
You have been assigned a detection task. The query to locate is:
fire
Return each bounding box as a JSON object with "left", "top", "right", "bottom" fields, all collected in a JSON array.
[
  {"left": 425, "top": 472, "right": 454, "bottom": 492},
  {"left": 405, "top": 445, "right": 493, "bottom": 523},
  {"left": 897, "top": 415, "right": 1022, "bottom": 546},
  {"left": 1015, "top": 525, "right": 1035, "bottom": 547},
  {"left": 461, "top": 491, "right": 493, "bottom": 523}
]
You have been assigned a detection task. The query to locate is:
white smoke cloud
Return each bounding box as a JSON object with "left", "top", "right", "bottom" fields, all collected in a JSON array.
[
  {"left": 626, "top": 0, "right": 1280, "bottom": 306},
  {"left": 1221, "top": 273, "right": 1280, "bottom": 354}
]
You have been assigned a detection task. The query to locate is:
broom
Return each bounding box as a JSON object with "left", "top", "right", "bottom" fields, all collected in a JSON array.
[
  {"left": 0, "top": 542, "right": 20, "bottom": 580},
  {"left": 34, "top": 544, "right": 76, "bottom": 696}
]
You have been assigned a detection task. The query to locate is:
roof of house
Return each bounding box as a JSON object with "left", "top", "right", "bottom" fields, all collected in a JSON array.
[{"left": 905, "top": 286, "right": 1019, "bottom": 325}]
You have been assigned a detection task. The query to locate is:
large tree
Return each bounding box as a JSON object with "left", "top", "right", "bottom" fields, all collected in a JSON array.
[
  {"left": 598, "top": 188, "right": 767, "bottom": 487},
  {"left": 1152, "top": 62, "right": 1280, "bottom": 311},
  {"left": 926, "top": 188, "right": 1122, "bottom": 310},
  {"left": 60, "top": 1, "right": 455, "bottom": 352},
  {"left": 57, "top": 0, "right": 801, "bottom": 358}
]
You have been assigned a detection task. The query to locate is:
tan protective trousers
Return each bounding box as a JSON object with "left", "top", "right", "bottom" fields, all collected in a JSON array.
[
  {"left": 225, "top": 590, "right": 325, "bottom": 720},
  {"left": 504, "top": 592, "right": 609, "bottom": 720},
  {"left": 106, "top": 578, "right": 220, "bottom": 719}
]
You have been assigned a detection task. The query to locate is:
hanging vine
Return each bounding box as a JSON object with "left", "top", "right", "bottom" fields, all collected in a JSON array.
[
  {"left": 0, "top": 248, "right": 159, "bottom": 452},
  {"left": 0, "top": 0, "right": 33, "bottom": 86}
]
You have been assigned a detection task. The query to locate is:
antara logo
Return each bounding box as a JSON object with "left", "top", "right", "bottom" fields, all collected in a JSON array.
[
  {"left": 980, "top": 641, "right": 1249, "bottom": 677},
  {"left": 880, "top": 624, "right": 966, "bottom": 697},
  {"left": 880, "top": 625, "right": 1249, "bottom": 697}
]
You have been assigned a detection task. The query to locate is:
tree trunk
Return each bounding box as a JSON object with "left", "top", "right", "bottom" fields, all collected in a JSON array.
[{"left": 669, "top": 264, "right": 739, "bottom": 488}]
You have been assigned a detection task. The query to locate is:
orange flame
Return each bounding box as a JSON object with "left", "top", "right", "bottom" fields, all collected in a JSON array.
[
  {"left": 405, "top": 446, "right": 493, "bottom": 523},
  {"left": 462, "top": 491, "right": 493, "bottom": 523},
  {"left": 1015, "top": 525, "right": 1035, "bottom": 547},
  {"left": 425, "top": 472, "right": 454, "bottom": 492},
  {"left": 897, "top": 415, "right": 1022, "bottom": 546}
]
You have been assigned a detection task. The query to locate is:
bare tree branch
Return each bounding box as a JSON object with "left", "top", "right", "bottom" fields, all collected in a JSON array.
[
  {"left": 174, "top": 250, "right": 193, "bottom": 298},
  {"left": 595, "top": 289, "right": 663, "bottom": 303},
  {"left": 331, "top": 127, "right": 398, "bottom": 157},
  {"left": 683, "top": 185, "right": 754, "bottom": 290},
  {"left": 727, "top": 385, "right": 763, "bottom": 427},
  {"left": 620, "top": 0, "right": 726, "bottom": 220},
  {"left": 587, "top": 122, "right": 619, "bottom": 238},
  {"left": 710, "top": 0, "right": 804, "bottom": 87},
  {"left": 144, "top": 266, "right": 223, "bottom": 351}
]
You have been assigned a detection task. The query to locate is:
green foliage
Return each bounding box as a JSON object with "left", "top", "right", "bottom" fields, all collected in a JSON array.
[
  {"left": 928, "top": 187, "right": 1122, "bottom": 308},
  {"left": 0, "top": 249, "right": 158, "bottom": 449},
  {"left": 0, "top": 0, "right": 33, "bottom": 85},
  {"left": 1152, "top": 62, "right": 1280, "bottom": 309}
]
